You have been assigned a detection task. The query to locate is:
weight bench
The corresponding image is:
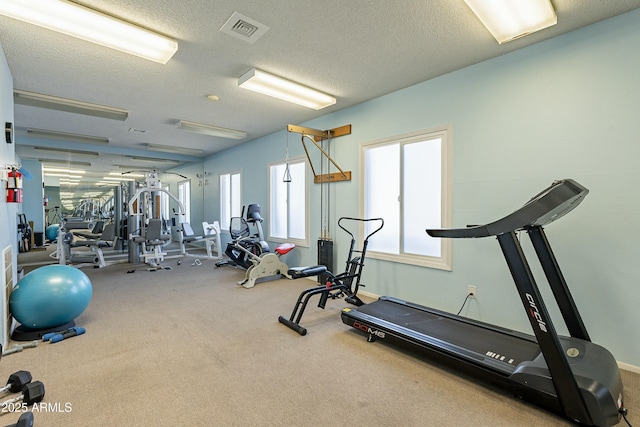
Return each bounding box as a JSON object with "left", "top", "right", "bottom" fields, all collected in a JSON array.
[
  {"left": 133, "top": 219, "right": 171, "bottom": 267},
  {"left": 178, "top": 222, "right": 222, "bottom": 259},
  {"left": 65, "top": 223, "right": 116, "bottom": 268},
  {"left": 202, "top": 221, "right": 222, "bottom": 259}
]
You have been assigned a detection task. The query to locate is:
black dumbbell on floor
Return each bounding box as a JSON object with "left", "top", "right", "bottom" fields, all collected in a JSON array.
[
  {"left": 0, "top": 381, "right": 45, "bottom": 411},
  {"left": 3, "top": 412, "right": 34, "bottom": 427},
  {"left": 0, "top": 371, "right": 31, "bottom": 396}
]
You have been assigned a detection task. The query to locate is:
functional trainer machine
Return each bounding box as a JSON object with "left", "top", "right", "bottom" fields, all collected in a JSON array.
[{"left": 341, "top": 179, "right": 626, "bottom": 426}]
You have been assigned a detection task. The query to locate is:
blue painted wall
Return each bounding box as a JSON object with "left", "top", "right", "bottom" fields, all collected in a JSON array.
[
  {"left": 204, "top": 10, "right": 640, "bottom": 367},
  {"left": 18, "top": 158, "right": 44, "bottom": 236},
  {"left": 0, "top": 42, "right": 17, "bottom": 266}
]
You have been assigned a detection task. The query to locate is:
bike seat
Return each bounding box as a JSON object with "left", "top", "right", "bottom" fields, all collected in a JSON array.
[{"left": 275, "top": 243, "right": 296, "bottom": 255}]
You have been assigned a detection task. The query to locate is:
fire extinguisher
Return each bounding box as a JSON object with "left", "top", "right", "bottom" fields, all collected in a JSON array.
[{"left": 6, "top": 167, "right": 23, "bottom": 203}]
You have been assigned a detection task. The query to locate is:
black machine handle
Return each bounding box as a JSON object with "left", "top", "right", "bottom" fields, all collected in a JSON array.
[
  {"left": 338, "top": 217, "right": 385, "bottom": 241},
  {"left": 427, "top": 179, "right": 588, "bottom": 239}
]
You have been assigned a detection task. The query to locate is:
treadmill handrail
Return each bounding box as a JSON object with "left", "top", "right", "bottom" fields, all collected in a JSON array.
[{"left": 427, "top": 179, "right": 588, "bottom": 238}]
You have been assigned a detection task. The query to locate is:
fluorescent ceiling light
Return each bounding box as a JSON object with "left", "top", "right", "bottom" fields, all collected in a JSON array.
[
  {"left": 43, "top": 167, "right": 86, "bottom": 174},
  {"left": 238, "top": 68, "right": 336, "bottom": 110},
  {"left": 14, "top": 90, "right": 128, "bottom": 121},
  {"left": 103, "top": 176, "right": 136, "bottom": 181},
  {"left": 41, "top": 160, "right": 92, "bottom": 168},
  {"left": 44, "top": 173, "right": 83, "bottom": 179},
  {"left": 26, "top": 128, "right": 109, "bottom": 144},
  {"left": 118, "top": 165, "right": 147, "bottom": 170},
  {"left": 144, "top": 143, "right": 204, "bottom": 156},
  {"left": 176, "top": 120, "right": 247, "bottom": 140},
  {"left": 130, "top": 156, "right": 180, "bottom": 165},
  {"left": 33, "top": 146, "right": 100, "bottom": 157},
  {"left": 0, "top": 0, "right": 178, "bottom": 64},
  {"left": 464, "top": 0, "right": 557, "bottom": 44}
]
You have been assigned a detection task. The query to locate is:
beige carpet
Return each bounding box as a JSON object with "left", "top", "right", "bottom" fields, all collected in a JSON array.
[{"left": 1, "top": 255, "right": 637, "bottom": 426}]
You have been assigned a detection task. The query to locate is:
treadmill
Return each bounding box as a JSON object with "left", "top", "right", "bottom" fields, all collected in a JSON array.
[{"left": 341, "top": 179, "right": 625, "bottom": 426}]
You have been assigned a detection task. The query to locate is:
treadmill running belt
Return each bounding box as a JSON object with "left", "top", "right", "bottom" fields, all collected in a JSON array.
[{"left": 354, "top": 298, "right": 542, "bottom": 373}]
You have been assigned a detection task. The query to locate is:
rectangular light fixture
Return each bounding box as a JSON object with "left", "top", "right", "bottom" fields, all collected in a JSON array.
[
  {"left": 43, "top": 167, "right": 86, "bottom": 174},
  {"left": 0, "top": 0, "right": 178, "bottom": 64},
  {"left": 41, "top": 160, "right": 92, "bottom": 168},
  {"left": 464, "top": 0, "right": 557, "bottom": 44},
  {"left": 103, "top": 176, "right": 136, "bottom": 182},
  {"left": 130, "top": 156, "right": 180, "bottom": 165},
  {"left": 238, "top": 68, "right": 336, "bottom": 110},
  {"left": 27, "top": 128, "right": 109, "bottom": 144},
  {"left": 15, "top": 90, "right": 128, "bottom": 121},
  {"left": 33, "top": 146, "right": 100, "bottom": 157},
  {"left": 176, "top": 120, "right": 247, "bottom": 140},
  {"left": 44, "top": 173, "right": 84, "bottom": 179},
  {"left": 145, "top": 143, "right": 204, "bottom": 156}
]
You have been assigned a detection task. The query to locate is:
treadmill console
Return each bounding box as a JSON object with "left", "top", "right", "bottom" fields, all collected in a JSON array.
[{"left": 427, "top": 179, "right": 589, "bottom": 238}]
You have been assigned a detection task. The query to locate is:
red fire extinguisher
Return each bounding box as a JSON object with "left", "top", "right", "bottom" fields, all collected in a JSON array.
[{"left": 6, "top": 168, "right": 23, "bottom": 203}]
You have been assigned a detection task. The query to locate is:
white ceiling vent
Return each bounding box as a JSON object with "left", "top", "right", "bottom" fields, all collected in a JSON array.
[{"left": 220, "top": 12, "right": 270, "bottom": 44}]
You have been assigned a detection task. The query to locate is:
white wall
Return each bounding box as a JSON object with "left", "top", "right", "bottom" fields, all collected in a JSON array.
[{"left": 204, "top": 10, "right": 640, "bottom": 367}]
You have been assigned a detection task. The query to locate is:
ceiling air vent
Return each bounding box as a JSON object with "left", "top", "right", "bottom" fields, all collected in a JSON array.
[{"left": 220, "top": 12, "right": 270, "bottom": 44}]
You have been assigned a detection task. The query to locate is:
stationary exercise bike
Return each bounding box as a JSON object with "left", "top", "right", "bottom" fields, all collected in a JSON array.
[
  {"left": 216, "top": 204, "right": 296, "bottom": 288},
  {"left": 216, "top": 204, "right": 271, "bottom": 269},
  {"left": 278, "top": 217, "right": 384, "bottom": 335}
]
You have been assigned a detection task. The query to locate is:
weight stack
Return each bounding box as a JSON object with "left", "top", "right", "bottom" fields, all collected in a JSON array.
[{"left": 317, "top": 238, "right": 333, "bottom": 285}]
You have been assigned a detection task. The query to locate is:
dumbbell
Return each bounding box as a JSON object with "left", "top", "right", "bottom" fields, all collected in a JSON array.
[
  {"left": 3, "top": 412, "right": 34, "bottom": 427},
  {"left": 0, "top": 371, "right": 32, "bottom": 397},
  {"left": 0, "top": 381, "right": 45, "bottom": 410}
]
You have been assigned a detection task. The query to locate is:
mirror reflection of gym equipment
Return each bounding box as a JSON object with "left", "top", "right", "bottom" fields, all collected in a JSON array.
[
  {"left": 127, "top": 170, "right": 183, "bottom": 269},
  {"left": 127, "top": 170, "right": 222, "bottom": 270}
]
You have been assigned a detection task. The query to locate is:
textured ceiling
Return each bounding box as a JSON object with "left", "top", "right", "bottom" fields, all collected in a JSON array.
[{"left": 1, "top": 0, "right": 639, "bottom": 193}]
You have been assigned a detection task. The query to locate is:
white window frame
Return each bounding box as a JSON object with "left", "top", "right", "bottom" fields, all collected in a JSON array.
[
  {"left": 267, "top": 157, "right": 310, "bottom": 247},
  {"left": 219, "top": 170, "right": 242, "bottom": 233},
  {"left": 159, "top": 184, "right": 170, "bottom": 222},
  {"left": 360, "top": 125, "right": 453, "bottom": 270},
  {"left": 177, "top": 180, "right": 191, "bottom": 224}
]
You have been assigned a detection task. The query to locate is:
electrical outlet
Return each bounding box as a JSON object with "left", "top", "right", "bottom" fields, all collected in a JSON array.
[{"left": 468, "top": 285, "right": 477, "bottom": 298}]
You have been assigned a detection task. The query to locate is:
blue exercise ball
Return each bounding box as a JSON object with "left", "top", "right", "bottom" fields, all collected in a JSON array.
[
  {"left": 9, "top": 265, "right": 93, "bottom": 330},
  {"left": 45, "top": 224, "right": 60, "bottom": 242}
]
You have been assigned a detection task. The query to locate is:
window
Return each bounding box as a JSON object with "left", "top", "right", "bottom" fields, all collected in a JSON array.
[
  {"left": 220, "top": 171, "right": 241, "bottom": 232},
  {"left": 361, "top": 126, "right": 452, "bottom": 270},
  {"left": 160, "top": 184, "right": 170, "bottom": 222},
  {"left": 268, "top": 158, "right": 308, "bottom": 246},
  {"left": 178, "top": 180, "right": 191, "bottom": 224}
]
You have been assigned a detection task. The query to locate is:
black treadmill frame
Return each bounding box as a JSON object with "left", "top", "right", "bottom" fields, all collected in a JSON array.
[{"left": 341, "top": 179, "right": 622, "bottom": 426}]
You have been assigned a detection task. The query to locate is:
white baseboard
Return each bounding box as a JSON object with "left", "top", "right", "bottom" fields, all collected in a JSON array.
[
  {"left": 358, "top": 290, "right": 378, "bottom": 300},
  {"left": 618, "top": 361, "right": 640, "bottom": 374}
]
